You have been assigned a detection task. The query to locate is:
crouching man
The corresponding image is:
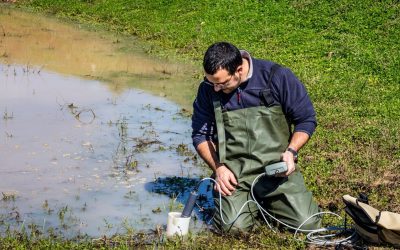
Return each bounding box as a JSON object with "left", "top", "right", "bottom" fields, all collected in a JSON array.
[{"left": 191, "top": 42, "right": 321, "bottom": 232}]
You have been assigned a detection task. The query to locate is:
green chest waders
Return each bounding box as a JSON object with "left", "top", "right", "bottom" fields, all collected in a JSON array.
[{"left": 212, "top": 66, "right": 321, "bottom": 232}]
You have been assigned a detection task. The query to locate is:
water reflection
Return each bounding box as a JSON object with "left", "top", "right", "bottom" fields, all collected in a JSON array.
[
  {"left": 0, "top": 64, "right": 209, "bottom": 237},
  {"left": 149, "top": 177, "right": 214, "bottom": 223},
  {"left": 0, "top": 8, "right": 197, "bottom": 110}
]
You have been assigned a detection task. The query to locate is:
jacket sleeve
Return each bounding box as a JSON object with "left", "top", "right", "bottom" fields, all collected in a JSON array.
[
  {"left": 273, "top": 67, "right": 317, "bottom": 136},
  {"left": 191, "top": 82, "right": 216, "bottom": 148}
]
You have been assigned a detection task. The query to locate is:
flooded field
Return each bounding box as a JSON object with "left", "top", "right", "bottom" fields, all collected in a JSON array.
[
  {"left": 0, "top": 9, "right": 211, "bottom": 237},
  {"left": 0, "top": 7, "right": 198, "bottom": 110}
]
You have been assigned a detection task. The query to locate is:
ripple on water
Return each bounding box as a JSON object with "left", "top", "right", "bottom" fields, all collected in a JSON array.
[{"left": 0, "top": 64, "right": 211, "bottom": 237}]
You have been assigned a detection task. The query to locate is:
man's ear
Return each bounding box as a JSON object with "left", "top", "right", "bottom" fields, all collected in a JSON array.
[{"left": 236, "top": 65, "right": 243, "bottom": 74}]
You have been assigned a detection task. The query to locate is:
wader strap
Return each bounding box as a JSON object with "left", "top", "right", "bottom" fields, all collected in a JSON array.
[
  {"left": 260, "top": 64, "right": 281, "bottom": 107},
  {"left": 212, "top": 93, "right": 226, "bottom": 163}
]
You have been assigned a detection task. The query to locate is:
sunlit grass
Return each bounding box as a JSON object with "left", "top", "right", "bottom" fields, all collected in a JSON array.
[{"left": 2, "top": 0, "right": 400, "bottom": 248}]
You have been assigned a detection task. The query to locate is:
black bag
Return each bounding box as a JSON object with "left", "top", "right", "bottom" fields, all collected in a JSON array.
[{"left": 343, "top": 194, "right": 400, "bottom": 247}]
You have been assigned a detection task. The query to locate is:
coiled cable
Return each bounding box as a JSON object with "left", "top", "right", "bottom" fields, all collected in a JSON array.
[{"left": 193, "top": 174, "right": 358, "bottom": 246}]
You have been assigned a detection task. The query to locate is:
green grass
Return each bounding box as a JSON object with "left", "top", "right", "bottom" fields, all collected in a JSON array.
[
  {"left": 0, "top": 229, "right": 304, "bottom": 250},
  {"left": 2, "top": 0, "right": 400, "bottom": 248}
]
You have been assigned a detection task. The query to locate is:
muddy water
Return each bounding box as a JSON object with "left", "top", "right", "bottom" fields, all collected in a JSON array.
[
  {"left": 0, "top": 9, "right": 211, "bottom": 237},
  {"left": 0, "top": 8, "right": 198, "bottom": 110}
]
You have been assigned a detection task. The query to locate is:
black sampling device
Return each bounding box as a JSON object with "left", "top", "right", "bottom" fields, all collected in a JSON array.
[
  {"left": 181, "top": 162, "right": 288, "bottom": 218},
  {"left": 181, "top": 190, "right": 198, "bottom": 218},
  {"left": 264, "top": 161, "right": 288, "bottom": 176}
]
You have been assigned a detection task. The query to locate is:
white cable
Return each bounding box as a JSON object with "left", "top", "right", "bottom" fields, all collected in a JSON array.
[
  {"left": 195, "top": 174, "right": 358, "bottom": 246},
  {"left": 199, "top": 177, "right": 257, "bottom": 225},
  {"left": 249, "top": 173, "right": 357, "bottom": 246},
  {"left": 250, "top": 173, "right": 318, "bottom": 232}
]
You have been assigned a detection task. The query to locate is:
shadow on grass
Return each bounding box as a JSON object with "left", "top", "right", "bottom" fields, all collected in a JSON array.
[{"left": 145, "top": 176, "right": 215, "bottom": 223}]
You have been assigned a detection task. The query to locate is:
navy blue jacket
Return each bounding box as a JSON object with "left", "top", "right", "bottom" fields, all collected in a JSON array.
[{"left": 191, "top": 55, "right": 316, "bottom": 148}]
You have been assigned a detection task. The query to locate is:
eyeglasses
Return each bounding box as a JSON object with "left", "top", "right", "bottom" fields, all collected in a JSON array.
[{"left": 205, "top": 74, "right": 233, "bottom": 90}]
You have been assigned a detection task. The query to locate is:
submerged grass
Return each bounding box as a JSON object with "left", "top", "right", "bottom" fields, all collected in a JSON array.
[{"left": 1, "top": 0, "right": 399, "bottom": 248}]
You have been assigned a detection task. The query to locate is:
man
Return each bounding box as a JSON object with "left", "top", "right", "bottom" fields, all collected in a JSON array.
[{"left": 191, "top": 42, "right": 321, "bottom": 232}]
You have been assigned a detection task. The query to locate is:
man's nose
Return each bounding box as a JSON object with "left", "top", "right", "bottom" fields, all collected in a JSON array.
[{"left": 214, "top": 84, "right": 222, "bottom": 92}]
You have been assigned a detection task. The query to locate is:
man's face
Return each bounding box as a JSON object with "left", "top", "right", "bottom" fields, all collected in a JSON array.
[{"left": 205, "top": 67, "right": 242, "bottom": 94}]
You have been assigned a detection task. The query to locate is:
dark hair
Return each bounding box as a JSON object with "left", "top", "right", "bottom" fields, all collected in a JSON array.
[{"left": 203, "top": 42, "right": 242, "bottom": 75}]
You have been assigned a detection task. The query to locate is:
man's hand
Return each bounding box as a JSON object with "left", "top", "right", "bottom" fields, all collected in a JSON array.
[
  {"left": 194, "top": 141, "right": 238, "bottom": 195},
  {"left": 281, "top": 150, "right": 296, "bottom": 176},
  {"left": 214, "top": 164, "right": 237, "bottom": 196}
]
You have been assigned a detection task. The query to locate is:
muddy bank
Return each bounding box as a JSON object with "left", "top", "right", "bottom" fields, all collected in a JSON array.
[{"left": 0, "top": 7, "right": 199, "bottom": 111}]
